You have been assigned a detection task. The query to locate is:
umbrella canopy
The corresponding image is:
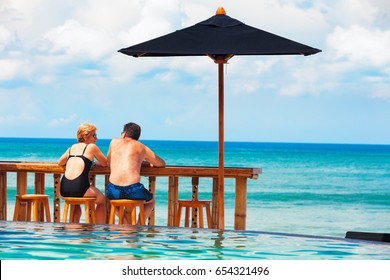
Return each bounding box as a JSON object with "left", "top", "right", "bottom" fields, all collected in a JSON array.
[
  {"left": 119, "top": 8, "right": 321, "bottom": 59},
  {"left": 119, "top": 7, "right": 321, "bottom": 229}
]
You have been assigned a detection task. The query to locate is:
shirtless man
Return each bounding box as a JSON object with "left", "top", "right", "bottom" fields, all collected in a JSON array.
[{"left": 106, "top": 122, "right": 166, "bottom": 223}]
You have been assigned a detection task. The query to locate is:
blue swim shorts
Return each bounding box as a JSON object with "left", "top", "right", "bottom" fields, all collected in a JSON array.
[{"left": 106, "top": 182, "right": 153, "bottom": 202}]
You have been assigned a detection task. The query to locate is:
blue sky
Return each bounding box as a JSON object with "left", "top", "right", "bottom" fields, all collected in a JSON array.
[{"left": 1, "top": 0, "right": 389, "bottom": 144}]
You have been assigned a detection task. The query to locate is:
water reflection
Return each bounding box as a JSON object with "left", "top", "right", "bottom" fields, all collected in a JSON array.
[{"left": 1, "top": 221, "right": 389, "bottom": 260}]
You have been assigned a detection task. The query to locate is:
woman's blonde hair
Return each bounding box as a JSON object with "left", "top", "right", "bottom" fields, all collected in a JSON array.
[{"left": 76, "top": 123, "right": 97, "bottom": 142}]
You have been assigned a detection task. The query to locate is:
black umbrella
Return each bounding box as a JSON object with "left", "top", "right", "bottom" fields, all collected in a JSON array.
[{"left": 119, "top": 7, "right": 321, "bottom": 229}]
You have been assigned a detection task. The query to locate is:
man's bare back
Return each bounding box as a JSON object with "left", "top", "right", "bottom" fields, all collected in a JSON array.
[
  {"left": 107, "top": 135, "right": 165, "bottom": 186},
  {"left": 106, "top": 122, "right": 165, "bottom": 223}
]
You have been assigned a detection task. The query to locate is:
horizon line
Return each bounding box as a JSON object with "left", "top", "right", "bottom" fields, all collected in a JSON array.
[{"left": 0, "top": 136, "right": 389, "bottom": 146}]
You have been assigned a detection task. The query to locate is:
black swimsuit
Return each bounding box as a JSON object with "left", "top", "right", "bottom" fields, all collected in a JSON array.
[{"left": 60, "top": 144, "right": 92, "bottom": 197}]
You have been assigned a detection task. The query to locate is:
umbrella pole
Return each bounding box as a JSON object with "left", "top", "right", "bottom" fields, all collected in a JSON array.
[{"left": 217, "top": 62, "right": 225, "bottom": 229}]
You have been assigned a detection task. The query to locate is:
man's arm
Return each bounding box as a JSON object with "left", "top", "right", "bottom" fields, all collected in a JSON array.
[
  {"left": 144, "top": 146, "right": 166, "bottom": 167},
  {"left": 106, "top": 141, "right": 112, "bottom": 167}
]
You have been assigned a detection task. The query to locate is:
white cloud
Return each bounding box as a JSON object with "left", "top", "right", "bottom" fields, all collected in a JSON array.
[
  {"left": 370, "top": 84, "right": 390, "bottom": 100},
  {"left": 166, "top": 56, "right": 214, "bottom": 80},
  {"left": 155, "top": 71, "right": 177, "bottom": 82},
  {"left": 1, "top": 0, "right": 75, "bottom": 43},
  {"left": 37, "top": 75, "right": 55, "bottom": 84},
  {"left": 253, "top": 59, "right": 277, "bottom": 75},
  {"left": 43, "top": 19, "right": 116, "bottom": 60},
  {"left": 80, "top": 69, "right": 102, "bottom": 76},
  {"left": 0, "top": 25, "right": 12, "bottom": 51},
  {"left": 75, "top": 0, "right": 142, "bottom": 32},
  {"left": 118, "top": 0, "right": 181, "bottom": 45},
  {"left": 48, "top": 114, "right": 77, "bottom": 128},
  {"left": 367, "top": 68, "right": 390, "bottom": 99},
  {"left": 333, "top": 0, "right": 378, "bottom": 26},
  {"left": 327, "top": 25, "right": 390, "bottom": 66},
  {"left": 0, "top": 59, "right": 25, "bottom": 80},
  {"left": 106, "top": 54, "right": 164, "bottom": 82}
]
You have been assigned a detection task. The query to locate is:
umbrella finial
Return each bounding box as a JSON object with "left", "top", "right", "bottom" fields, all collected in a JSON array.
[{"left": 216, "top": 7, "right": 226, "bottom": 15}]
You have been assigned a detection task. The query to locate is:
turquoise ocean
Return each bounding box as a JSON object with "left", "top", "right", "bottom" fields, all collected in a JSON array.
[{"left": 1, "top": 137, "right": 389, "bottom": 239}]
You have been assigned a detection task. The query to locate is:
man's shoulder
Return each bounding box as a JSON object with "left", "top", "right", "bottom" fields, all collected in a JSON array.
[
  {"left": 110, "top": 137, "right": 122, "bottom": 144},
  {"left": 110, "top": 138, "right": 140, "bottom": 146}
]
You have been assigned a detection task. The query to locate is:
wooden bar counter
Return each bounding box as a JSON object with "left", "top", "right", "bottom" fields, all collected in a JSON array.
[{"left": 0, "top": 161, "right": 261, "bottom": 230}]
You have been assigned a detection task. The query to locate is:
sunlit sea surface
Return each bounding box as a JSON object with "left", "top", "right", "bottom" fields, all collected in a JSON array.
[{"left": 1, "top": 138, "right": 390, "bottom": 259}]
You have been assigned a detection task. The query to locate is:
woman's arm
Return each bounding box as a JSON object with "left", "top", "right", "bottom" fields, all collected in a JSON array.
[
  {"left": 106, "top": 140, "right": 113, "bottom": 167},
  {"left": 92, "top": 144, "right": 107, "bottom": 166},
  {"left": 58, "top": 148, "right": 69, "bottom": 166}
]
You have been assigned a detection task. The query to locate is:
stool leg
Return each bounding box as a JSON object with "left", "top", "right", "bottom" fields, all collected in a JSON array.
[
  {"left": 62, "top": 202, "right": 69, "bottom": 223},
  {"left": 109, "top": 204, "right": 115, "bottom": 224},
  {"left": 44, "top": 200, "right": 51, "bottom": 222},
  {"left": 124, "top": 206, "right": 136, "bottom": 225},
  {"left": 118, "top": 206, "right": 124, "bottom": 224},
  {"left": 32, "top": 200, "right": 39, "bottom": 222},
  {"left": 89, "top": 202, "right": 96, "bottom": 223},
  {"left": 138, "top": 204, "right": 145, "bottom": 226},
  {"left": 205, "top": 204, "right": 212, "bottom": 229},
  {"left": 85, "top": 203, "right": 90, "bottom": 223},
  {"left": 175, "top": 205, "right": 183, "bottom": 227},
  {"left": 127, "top": 206, "right": 134, "bottom": 224},
  {"left": 198, "top": 206, "right": 204, "bottom": 228},
  {"left": 108, "top": 201, "right": 147, "bottom": 225},
  {"left": 129, "top": 206, "right": 136, "bottom": 225},
  {"left": 69, "top": 204, "right": 75, "bottom": 223},
  {"left": 26, "top": 201, "right": 32, "bottom": 221},
  {"left": 184, "top": 207, "right": 190, "bottom": 227},
  {"left": 13, "top": 198, "right": 21, "bottom": 221}
]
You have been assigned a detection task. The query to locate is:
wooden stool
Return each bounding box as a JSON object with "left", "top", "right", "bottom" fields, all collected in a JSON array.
[
  {"left": 13, "top": 194, "right": 51, "bottom": 222},
  {"left": 109, "top": 199, "right": 145, "bottom": 225},
  {"left": 62, "top": 197, "right": 96, "bottom": 223},
  {"left": 175, "top": 200, "right": 212, "bottom": 228}
]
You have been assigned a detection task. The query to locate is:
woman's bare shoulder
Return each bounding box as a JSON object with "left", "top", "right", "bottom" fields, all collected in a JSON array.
[{"left": 87, "top": 143, "right": 98, "bottom": 150}]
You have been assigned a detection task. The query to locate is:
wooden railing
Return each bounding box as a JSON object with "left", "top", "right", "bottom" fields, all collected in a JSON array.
[{"left": 0, "top": 161, "right": 261, "bottom": 230}]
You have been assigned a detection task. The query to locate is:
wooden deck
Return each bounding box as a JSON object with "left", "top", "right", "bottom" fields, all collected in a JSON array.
[{"left": 0, "top": 161, "right": 261, "bottom": 230}]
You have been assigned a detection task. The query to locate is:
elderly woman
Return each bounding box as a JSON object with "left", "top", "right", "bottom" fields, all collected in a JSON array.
[{"left": 58, "top": 123, "right": 107, "bottom": 223}]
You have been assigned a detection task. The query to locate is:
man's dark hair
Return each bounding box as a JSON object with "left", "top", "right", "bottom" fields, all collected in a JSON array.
[{"left": 123, "top": 122, "right": 141, "bottom": 140}]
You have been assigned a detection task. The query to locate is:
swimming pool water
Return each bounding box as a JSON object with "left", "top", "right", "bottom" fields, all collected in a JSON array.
[{"left": 0, "top": 221, "right": 389, "bottom": 260}]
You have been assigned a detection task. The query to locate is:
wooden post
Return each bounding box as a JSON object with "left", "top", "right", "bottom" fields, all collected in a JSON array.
[
  {"left": 167, "top": 176, "right": 178, "bottom": 226},
  {"left": 34, "top": 173, "right": 45, "bottom": 221},
  {"left": 191, "top": 177, "right": 199, "bottom": 227},
  {"left": 235, "top": 177, "right": 247, "bottom": 230},
  {"left": 87, "top": 174, "right": 97, "bottom": 222},
  {"left": 217, "top": 62, "right": 225, "bottom": 230},
  {"left": 211, "top": 177, "right": 218, "bottom": 228},
  {"left": 15, "top": 172, "right": 28, "bottom": 220},
  {"left": 16, "top": 172, "right": 27, "bottom": 194},
  {"left": 104, "top": 175, "right": 110, "bottom": 185},
  {"left": 89, "top": 174, "right": 96, "bottom": 187},
  {"left": 53, "top": 174, "right": 61, "bottom": 222},
  {"left": 0, "top": 172, "right": 6, "bottom": 220},
  {"left": 191, "top": 177, "right": 199, "bottom": 201},
  {"left": 148, "top": 176, "right": 156, "bottom": 226},
  {"left": 104, "top": 175, "right": 110, "bottom": 224}
]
